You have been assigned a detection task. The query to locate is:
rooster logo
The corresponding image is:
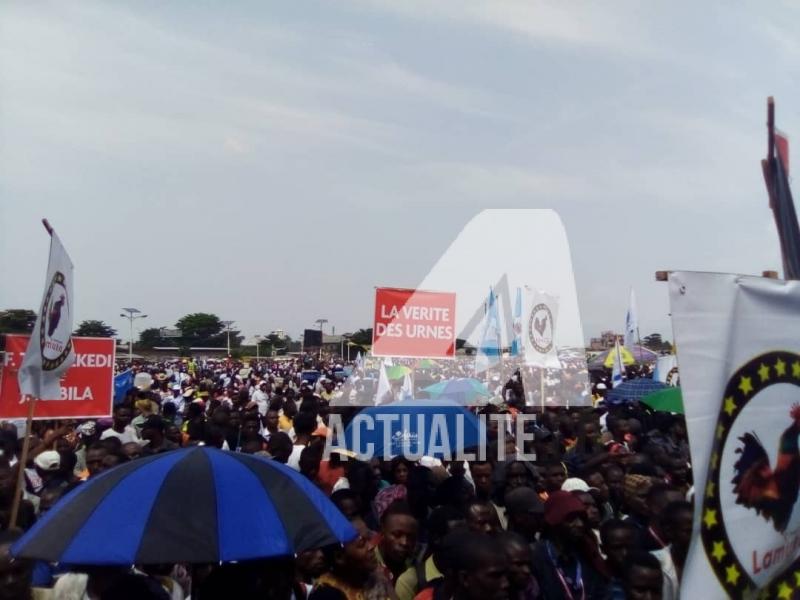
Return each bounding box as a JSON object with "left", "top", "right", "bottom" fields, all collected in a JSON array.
[
  {"left": 732, "top": 403, "right": 800, "bottom": 532},
  {"left": 527, "top": 303, "right": 553, "bottom": 354},
  {"left": 47, "top": 294, "right": 66, "bottom": 337}
]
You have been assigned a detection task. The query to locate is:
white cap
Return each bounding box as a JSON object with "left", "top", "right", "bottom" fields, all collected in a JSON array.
[
  {"left": 561, "top": 477, "right": 591, "bottom": 492},
  {"left": 34, "top": 450, "right": 61, "bottom": 472}
]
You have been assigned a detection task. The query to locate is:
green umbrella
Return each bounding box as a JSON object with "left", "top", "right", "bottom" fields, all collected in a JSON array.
[
  {"left": 385, "top": 365, "right": 412, "bottom": 380},
  {"left": 416, "top": 358, "right": 438, "bottom": 369},
  {"left": 640, "top": 387, "right": 684, "bottom": 414}
]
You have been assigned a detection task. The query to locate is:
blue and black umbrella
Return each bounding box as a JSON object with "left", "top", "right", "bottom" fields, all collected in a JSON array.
[
  {"left": 12, "top": 446, "right": 356, "bottom": 565},
  {"left": 605, "top": 378, "right": 667, "bottom": 405}
]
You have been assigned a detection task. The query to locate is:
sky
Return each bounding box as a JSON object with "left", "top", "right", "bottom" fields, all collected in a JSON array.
[{"left": 1, "top": 1, "right": 798, "bottom": 346}]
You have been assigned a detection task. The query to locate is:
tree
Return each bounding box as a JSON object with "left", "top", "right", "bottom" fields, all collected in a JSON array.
[
  {"left": 0, "top": 309, "right": 37, "bottom": 334},
  {"left": 349, "top": 328, "right": 373, "bottom": 347},
  {"left": 74, "top": 320, "right": 118, "bottom": 338},
  {"left": 642, "top": 333, "right": 671, "bottom": 353},
  {"left": 138, "top": 327, "right": 169, "bottom": 349},
  {"left": 176, "top": 313, "right": 224, "bottom": 341}
]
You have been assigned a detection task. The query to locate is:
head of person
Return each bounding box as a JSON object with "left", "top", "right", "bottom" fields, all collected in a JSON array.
[
  {"left": 322, "top": 516, "right": 376, "bottom": 585},
  {"left": 389, "top": 456, "right": 411, "bottom": 486},
  {"left": 38, "top": 485, "right": 64, "bottom": 517},
  {"left": 543, "top": 490, "right": 587, "bottom": 548},
  {"left": 379, "top": 500, "right": 418, "bottom": 568},
  {"left": 584, "top": 470, "right": 610, "bottom": 503},
  {"left": 299, "top": 444, "right": 323, "bottom": 482},
  {"left": 86, "top": 443, "right": 109, "bottom": 477},
  {"left": 623, "top": 552, "right": 663, "bottom": 600},
  {"left": 295, "top": 548, "right": 326, "bottom": 582},
  {"left": 165, "top": 424, "right": 183, "bottom": 446},
  {"left": 267, "top": 432, "right": 292, "bottom": 464},
  {"left": 33, "top": 450, "right": 61, "bottom": 481},
  {"left": 240, "top": 413, "right": 261, "bottom": 441},
  {"left": 572, "top": 490, "right": 601, "bottom": 529},
  {"left": 330, "top": 489, "right": 361, "bottom": 520},
  {"left": 465, "top": 499, "right": 501, "bottom": 535},
  {"left": 647, "top": 484, "right": 685, "bottom": 522},
  {"left": 498, "top": 532, "right": 532, "bottom": 594},
  {"left": 600, "top": 519, "right": 637, "bottom": 577},
  {"left": 539, "top": 460, "right": 567, "bottom": 493},
  {"left": 426, "top": 505, "right": 465, "bottom": 555},
  {"left": 140, "top": 416, "right": 166, "bottom": 448},
  {"left": 603, "top": 464, "right": 625, "bottom": 505},
  {"left": 112, "top": 405, "right": 132, "bottom": 431},
  {"left": 659, "top": 500, "right": 693, "bottom": 558},
  {"left": 0, "top": 530, "right": 32, "bottom": 600},
  {"left": 469, "top": 461, "right": 495, "bottom": 500},
  {"left": 624, "top": 475, "right": 654, "bottom": 519},
  {"left": 263, "top": 409, "right": 280, "bottom": 433},
  {"left": 504, "top": 460, "right": 534, "bottom": 493},
  {"left": 293, "top": 412, "right": 316, "bottom": 440},
  {"left": 503, "top": 486, "right": 544, "bottom": 541},
  {"left": 121, "top": 442, "right": 143, "bottom": 461},
  {"left": 451, "top": 532, "right": 509, "bottom": 600}
]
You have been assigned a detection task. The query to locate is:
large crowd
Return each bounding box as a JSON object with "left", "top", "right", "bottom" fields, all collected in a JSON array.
[{"left": 0, "top": 355, "right": 690, "bottom": 599}]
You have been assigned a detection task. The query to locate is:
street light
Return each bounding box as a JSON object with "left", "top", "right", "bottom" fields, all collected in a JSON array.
[
  {"left": 120, "top": 308, "right": 147, "bottom": 364},
  {"left": 314, "top": 319, "right": 328, "bottom": 359},
  {"left": 221, "top": 320, "right": 234, "bottom": 357},
  {"left": 254, "top": 335, "right": 263, "bottom": 361}
]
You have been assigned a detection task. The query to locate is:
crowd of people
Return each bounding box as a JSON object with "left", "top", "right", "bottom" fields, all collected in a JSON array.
[{"left": 0, "top": 355, "right": 691, "bottom": 599}]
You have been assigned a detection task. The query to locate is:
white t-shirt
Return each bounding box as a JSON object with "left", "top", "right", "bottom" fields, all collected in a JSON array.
[{"left": 287, "top": 444, "right": 305, "bottom": 471}]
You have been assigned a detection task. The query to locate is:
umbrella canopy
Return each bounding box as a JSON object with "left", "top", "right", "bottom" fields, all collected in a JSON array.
[
  {"left": 416, "top": 358, "right": 438, "bottom": 369},
  {"left": 343, "top": 399, "right": 484, "bottom": 459},
  {"left": 589, "top": 345, "right": 659, "bottom": 368},
  {"left": 641, "top": 387, "right": 684, "bottom": 414},
  {"left": 385, "top": 365, "right": 412, "bottom": 380},
  {"left": 12, "top": 447, "right": 356, "bottom": 565},
  {"left": 422, "top": 378, "right": 491, "bottom": 404},
  {"left": 605, "top": 378, "right": 667, "bottom": 405}
]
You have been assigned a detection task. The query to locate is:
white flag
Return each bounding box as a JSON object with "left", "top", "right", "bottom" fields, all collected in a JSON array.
[
  {"left": 653, "top": 354, "right": 678, "bottom": 386},
  {"left": 611, "top": 339, "right": 625, "bottom": 388},
  {"left": 374, "top": 360, "right": 391, "bottom": 405},
  {"left": 624, "top": 287, "right": 638, "bottom": 349},
  {"left": 523, "top": 289, "right": 560, "bottom": 368},
  {"left": 670, "top": 271, "right": 800, "bottom": 598},
  {"left": 400, "top": 372, "right": 413, "bottom": 401},
  {"left": 18, "top": 231, "right": 75, "bottom": 400}
]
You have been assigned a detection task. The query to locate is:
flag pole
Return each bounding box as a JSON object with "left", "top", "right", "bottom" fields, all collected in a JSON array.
[{"left": 8, "top": 219, "right": 53, "bottom": 529}]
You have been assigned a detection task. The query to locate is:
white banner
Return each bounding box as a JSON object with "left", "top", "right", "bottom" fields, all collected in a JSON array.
[
  {"left": 653, "top": 354, "right": 679, "bottom": 386},
  {"left": 524, "top": 289, "right": 560, "bottom": 368},
  {"left": 670, "top": 271, "right": 800, "bottom": 599},
  {"left": 18, "top": 231, "right": 75, "bottom": 400}
]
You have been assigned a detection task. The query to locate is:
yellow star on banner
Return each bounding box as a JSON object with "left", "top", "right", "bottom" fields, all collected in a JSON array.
[
  {"left": 776, "top": 358, "right": 787, "bottom": 376},
  {"left": 711, "top": 541, "right": 727, "bottom": 562},
  {"left": 778, "top": 582, "right": 793, "bottom": 599},
  {"left": 706, "top": 481, "right": 716, "bottom": 498},
  {"left": 795, "top": 571, "right": 800, "bottom": 587},
  {"left": 726, "top": 564, "right": 741, "bottom": 585},
  {"left": 711, "top": 452, "right": 720, "bottom": 469},
  {"left": 704, "top": 509, "right": 718, "bottom": 528},
  {"left": 739, "top": 376, "right": 753, "bottom": 395},
  {"left": 724, "top": 397, "right": 737, "bottom": 416},
  {"left": 793, "top": 361, "right": 800, "bottom": 378},
  {"left": 717, "top": 424, "right": 725, "bottom": 439},
  {"left": 758, "top": 363, "right": 771, "bottom": 382}
]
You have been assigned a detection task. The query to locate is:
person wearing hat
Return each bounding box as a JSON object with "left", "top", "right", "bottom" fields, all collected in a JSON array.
[
  {"left": 141, "top": 416, "right": 178, "bottom": 454},
  {"left": 504, "top": 486, "right": 544, "bottom": 546},
  {"left": 33, "top": 450, "right": 64, "bottom": 494},
  {"left": 532, "top": 490, "right": 608, "bottom": 599}
]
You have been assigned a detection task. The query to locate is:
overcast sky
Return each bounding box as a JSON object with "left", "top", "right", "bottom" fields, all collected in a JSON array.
[{"left": 1, "top": 2, "right": 797, "bottom": 345}]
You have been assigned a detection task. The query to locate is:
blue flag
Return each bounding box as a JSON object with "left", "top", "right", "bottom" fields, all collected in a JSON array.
[
  {"left": 114, "top": 369, "right": 134, "bottom": 405},
  {"left": 476, "top": 288, "right": 501, "bottom": 373},
  {"left": 510, "top": 287, "right": 523, "bottom": 356}
]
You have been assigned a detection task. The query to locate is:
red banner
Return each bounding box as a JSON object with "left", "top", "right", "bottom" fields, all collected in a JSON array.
[
  {"left": 0, "top": 334, "right": 115, "bottom": 419},
  {"left": 372, "top": 288, "right": 456, "bottom": 358}
]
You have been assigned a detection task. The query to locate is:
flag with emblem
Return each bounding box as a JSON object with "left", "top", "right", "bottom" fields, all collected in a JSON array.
[
  {"left": 670, "top": 271, "right": 800, "bottom": 599},
  {"left": 18, "top": 227, "right": 76, "bottom": 400},
  {"left": 523, "top": 288, "right": 560, "bottom": 368}
]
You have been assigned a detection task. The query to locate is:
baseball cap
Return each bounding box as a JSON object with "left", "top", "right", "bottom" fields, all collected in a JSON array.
[
  {"left": 504, "top": 486, "right": 544, "bottom": 515},
  {"left": 561, "top": 477, "right": 591, "bottom": 493},
  {"left": 544, "top": 490, "right": 586, "bottom": 526},
  {"left": 34, "top": 450, "right": 61, "bottom": 472}
]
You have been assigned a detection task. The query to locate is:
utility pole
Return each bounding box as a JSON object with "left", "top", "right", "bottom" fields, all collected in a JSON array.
[
  {"left": 314, "top": 318, "right": 328, "bottom": 360},
  {"left": 120, "top": 308, "right": 147, "bottom": 364},
  {"left": 221, "top": 320, "right": 234, "bottom": 357}
]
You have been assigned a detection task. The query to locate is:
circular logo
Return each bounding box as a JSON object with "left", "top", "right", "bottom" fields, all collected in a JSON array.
[
  {"left": 702, "top": 351, "right": 800, "bottom": 598},
  {"left": 666, "top": 366, "right": 680, "bottom": 387},
  {"left": 527, "top": 303, "right": 553, "bottom": 354},
  {"left": 38, "top": 271, "right": 72, "bottom": 371}
]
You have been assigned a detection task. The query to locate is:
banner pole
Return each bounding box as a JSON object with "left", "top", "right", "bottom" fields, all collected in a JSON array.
[
  {"left": 540, "top": 367, "right": 545, "bottom": 413},
  {"left": 8, "top": 396, "right": 36, "bottom": 529}
]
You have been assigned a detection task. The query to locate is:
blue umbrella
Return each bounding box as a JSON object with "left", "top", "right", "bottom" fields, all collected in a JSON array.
[
  {"left": 421, "top": 378, "right": 491, "bottom": 404},
  {"left": 12, "top": 447, "right": 356, "bottom": 565},
  {"left": 342, "top": 399, "right": 484, "bottom": 459},
  {"left": 605, "top": 378, "right": 668, "bottom": 405}
]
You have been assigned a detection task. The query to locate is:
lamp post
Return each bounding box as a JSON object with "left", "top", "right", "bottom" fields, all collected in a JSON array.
[
  {"left": 254, "top": 335, "right": 263, "bottom": 361},
  {"left": 221, "top": 320, "right": 234, "bottom": 357},
  {"left": 120, "top": 308, "right": 147, "bottom": 364},
  {"left": 314, "top": 318, "right": 328, "bottom": 360}
]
